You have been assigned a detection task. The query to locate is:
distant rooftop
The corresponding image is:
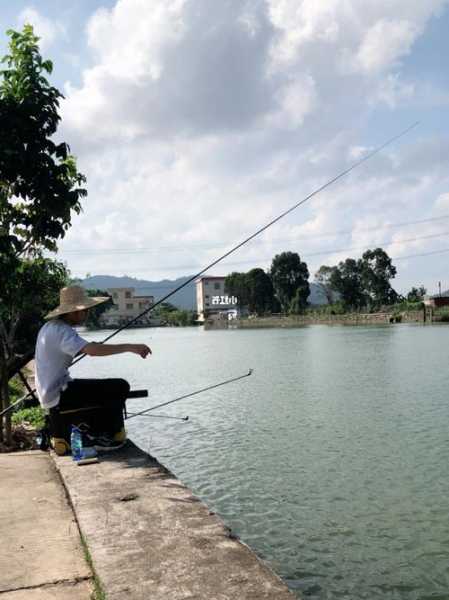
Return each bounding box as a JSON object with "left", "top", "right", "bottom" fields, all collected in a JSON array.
[
  {"left": 426, "top": 291, "right": 449, "bottom": 299},
  {"left": 195, "top": 276, "right": 225, "bottom": 282}
]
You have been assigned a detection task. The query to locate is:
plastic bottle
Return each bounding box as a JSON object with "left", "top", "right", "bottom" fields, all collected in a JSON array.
[{"left": 71, "top": 425, "right": 83, "bottom": 461}]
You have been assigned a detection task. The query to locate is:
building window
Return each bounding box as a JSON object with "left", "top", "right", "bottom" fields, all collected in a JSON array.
[
  {"left": 126, "top": 303, "right": 133, "bottom": 309},
  {"left": 205, "top": 295, "right": 209, "bottom": 299},
  {"left": 139, "top": 302, "right": 147, "bottom": 309},
  {"left": 125, "top": 291, "right": 131, "bottom": 299},
  {"left": 214, "top": 282, "right": 220, "bottom": 290}
]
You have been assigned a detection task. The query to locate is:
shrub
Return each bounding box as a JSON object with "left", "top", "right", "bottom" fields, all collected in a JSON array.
[{"left": 11, "top": 406, "right": 45, "bottom": 430}]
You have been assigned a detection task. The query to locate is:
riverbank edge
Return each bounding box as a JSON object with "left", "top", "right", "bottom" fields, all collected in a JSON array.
[
  {"left": 206, "top": 308, "right": 445, "bottom": 329},
  {"left": 52, "top": 440, "right": 298, "bottom": 600}
]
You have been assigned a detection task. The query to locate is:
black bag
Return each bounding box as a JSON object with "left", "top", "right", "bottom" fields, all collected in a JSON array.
[{"left": 49, "top": 403, "right": 124, "bottom": 445}]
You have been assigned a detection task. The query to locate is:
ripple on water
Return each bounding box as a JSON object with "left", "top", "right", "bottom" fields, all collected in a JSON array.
[{"left": 73, "top": 325, "right": 449, "bottom": 600}]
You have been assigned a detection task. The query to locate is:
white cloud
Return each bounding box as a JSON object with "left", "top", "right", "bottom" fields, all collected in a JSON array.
[
  {"left": 62, "top": 0, "right": 276, "bottom": 140},
  {"left": 272, "top": 75, "right": 318, "bottom": 129},
  {"left": 354, "top": 19, "right": 418, "bottom": 74},
  {"left": 17, "top": 7, "right": 65, "bottom": 51},
  {"left": 374, "top": 74, "right": 415, "bottom": 108},
  {"left": 61, "top": 0, "right": 449, "bottom": 143},
  {"left": 434, "top": 192, "right": 449, "bottom": 213},
  {"left": 56, "top": 0, "right": 449, "bottom": 293}
]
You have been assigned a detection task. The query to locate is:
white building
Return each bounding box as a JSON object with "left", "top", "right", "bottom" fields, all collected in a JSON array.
[
  {"left": 100, "top": 288, "right": 154, "bottom": 327},
  {"left": 196, "top": 276, "right": 238, "bottom": 322}
]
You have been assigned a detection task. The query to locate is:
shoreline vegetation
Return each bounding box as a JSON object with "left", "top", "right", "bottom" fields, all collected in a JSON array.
[
  {"left": 206, "top": 305, "right": 449, "bottom": 329},
  {"left": 85, "top": 302, "right": 449, "bottom": 330},
  {"left": 212, "top": 309, "right": 449, "bottom": 329},
  {"left": 1, "top": 365, "right": 43, "bottom": 452}
]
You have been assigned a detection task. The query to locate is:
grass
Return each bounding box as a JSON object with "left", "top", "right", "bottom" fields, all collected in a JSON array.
[
  {"left": 80, "top": 533, "right": 107, "bottom": 600},
  {"left": 7, "top": 374, "right": 45, "bottom": 431}
]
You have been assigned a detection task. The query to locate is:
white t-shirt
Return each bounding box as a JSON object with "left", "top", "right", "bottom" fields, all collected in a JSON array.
[{"left": 34, "top": 319, "right": 88, "bottom": 409}]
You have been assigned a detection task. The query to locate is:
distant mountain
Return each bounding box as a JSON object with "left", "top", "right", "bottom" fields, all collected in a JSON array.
[
  {"left": 81, "top": 275, "right": 329, "bottom": 310},
  {"left": 81, "top": 275, "right": 197, "bottom": 310}
]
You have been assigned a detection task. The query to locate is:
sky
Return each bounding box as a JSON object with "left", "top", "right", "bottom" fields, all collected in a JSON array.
[{"left": 2, "top": 0, "right": 449, "bottom": 294}]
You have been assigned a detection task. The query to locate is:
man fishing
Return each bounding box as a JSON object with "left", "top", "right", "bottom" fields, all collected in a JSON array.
[{"left": 34, "top": 285, "right": 151, "bottom": 455}]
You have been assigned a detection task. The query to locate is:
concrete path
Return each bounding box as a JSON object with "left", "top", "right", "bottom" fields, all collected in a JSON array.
[
  {"left": 0, "top": 451, "right": 93, "bottom": 599},
  {"left": 54, "top": 442, "right": 297, "bottom": 600}
]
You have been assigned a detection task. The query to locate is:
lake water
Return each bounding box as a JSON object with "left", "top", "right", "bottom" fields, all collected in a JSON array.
[{"left": 72, "top": 324, "right": 449, "bottom": 600}]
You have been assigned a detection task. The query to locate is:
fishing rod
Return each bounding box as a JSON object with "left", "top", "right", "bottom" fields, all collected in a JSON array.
[
  {"left": 126, "top": 368, "right": 253, "bottom": 421},
  {"left": 2, "top": 122, "right": 418, "bottom": 418},
  {"left": 74, "top": 121, "right": 418, "bottom": 356},
  {"left": 127, "top": 413, "right": 189, "bottom": 421}
]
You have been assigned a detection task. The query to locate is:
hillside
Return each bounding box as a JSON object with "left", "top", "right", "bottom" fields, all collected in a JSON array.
[{"left": 81, "top": 275, "right": 328, "bottom": 310}]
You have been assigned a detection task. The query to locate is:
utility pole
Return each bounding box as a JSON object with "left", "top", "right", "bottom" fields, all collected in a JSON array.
[{"left": 438, "top": 281, "right": 442, "bottom": 297}]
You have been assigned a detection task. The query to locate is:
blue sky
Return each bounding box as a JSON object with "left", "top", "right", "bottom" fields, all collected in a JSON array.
[{"left": 2, "top": 1, "right": 449, "bottom": 294}]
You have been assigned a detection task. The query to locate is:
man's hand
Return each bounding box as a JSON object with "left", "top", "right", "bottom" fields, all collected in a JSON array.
[{"left": 129, "top": 344, "right": 152, "bottom": 358}]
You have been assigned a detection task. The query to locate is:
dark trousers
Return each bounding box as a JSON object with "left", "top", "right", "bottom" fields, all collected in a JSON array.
[{"left": 49, "top": 378, "right": 130, "bottom": 442}]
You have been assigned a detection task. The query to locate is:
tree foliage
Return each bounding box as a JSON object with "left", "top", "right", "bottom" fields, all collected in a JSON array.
[
  {"left": 225, "top": 269, "right": 275, "bottom": 314},
  {"left": 314, "top": 265, "right": 336, "bottom": 304},
  {"left": 245, "top": 268, "right": 274, "bottom": 314},
  {"left": 360, "top": 248, "right": 398, "bottom": 307},
  {"left": 0, "top": 26, "right": 86, "bottom": 256},
  {"left": 407, "top": 286, "right": 426, "bottom": 302},
  {"left": 329, "top": 258, "right": 365, "bottom": 310},
  {"left": 225, "top": 272, "right": 249, "bottom": 307},
  {"left": 325, "top": 248, "right": 398, "bottom": 310},
  {"left": 0, "top": 26, "right": 86, "bottom": 443},
  {"left": 270, "top": 252, "right": 310, "bottom": 312}
]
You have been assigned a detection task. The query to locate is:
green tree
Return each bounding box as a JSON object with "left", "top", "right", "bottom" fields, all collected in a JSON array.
[
  {"left": 289, "top": 286, "right": 309, "bottom": 314},
  {"left": 329, "top": 259, "right": 365, "bottom": 310},
  {"left": 225, "top": 272, "right": 249, "bottom": 307},
  {"left": 360, "top": 248, "right": 397, "bottom": 308},
  {"left": 165, "top": 309, "right": 197, "bottom": 326},
  {"left": 314, "top": 265, "right": 337, "bottom": 304},
  {"left": 246, "top": 268, "right": 274, "bottom": 314},
  {"left": 0, "top": 26, "right": 86, "bottom": 443},
  {"left": 407, "top": 286, "right": 426, "bottom": 302},
  {"left": 270, "top": 252, "right": 310, "bottom": 312}
]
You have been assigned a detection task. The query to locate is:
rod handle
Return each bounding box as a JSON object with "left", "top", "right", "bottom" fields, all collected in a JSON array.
[{"left": 127, "top": 389, "right": 148, "bottom": 399}]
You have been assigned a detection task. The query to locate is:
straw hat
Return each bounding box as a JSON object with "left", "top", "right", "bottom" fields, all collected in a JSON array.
[{"left": 45, "top": 285, "right": 110, "bottom": 320}]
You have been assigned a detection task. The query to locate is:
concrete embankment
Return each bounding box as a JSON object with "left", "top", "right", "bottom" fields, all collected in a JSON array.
[
  {"left": 53, "top": 441, "right": 297, "bottom": 600},
  {"left": 0, "top": 451, "right": 93, "bottom": 599},
  {"left": 207, "top": 309, "right": 430, "bottom": 329}
]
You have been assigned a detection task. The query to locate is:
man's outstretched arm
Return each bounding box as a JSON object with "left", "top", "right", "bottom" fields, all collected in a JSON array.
[{"left": 82, "top": 343, "right": 151, "bottom": 358}]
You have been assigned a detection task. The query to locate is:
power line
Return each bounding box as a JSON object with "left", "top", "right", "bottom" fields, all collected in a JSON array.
[
  {"left": 74, "top": 229, "right": 449, "bottom": 274},
  {"left": 303, "top": 229, "right": 449, "bottom": 258},
  {"left": 57, "top": 214, "right": 449, "bottom": 256},
  {"left": 392, "top": 247, "right": 449, "bottom": 260}
]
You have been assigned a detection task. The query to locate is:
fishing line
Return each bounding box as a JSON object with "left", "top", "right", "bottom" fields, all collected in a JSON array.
[
  {"left": 74, "top": 122, "right": 419, "bottom": 358},
  {"left": 126, "top": 412, "right": 189, "bottom": 421},
  {"left": 126, "top": 369, "right": 253, "bottom": 420}
]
